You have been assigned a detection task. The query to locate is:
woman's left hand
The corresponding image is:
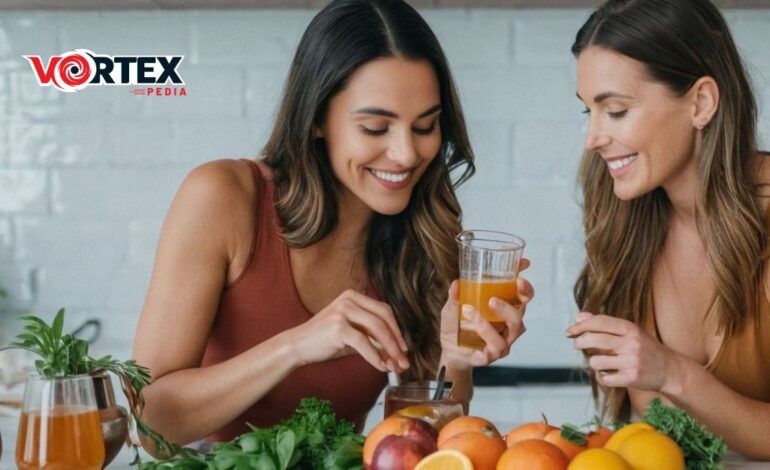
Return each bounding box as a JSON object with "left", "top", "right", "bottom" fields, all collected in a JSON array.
[
  {"left": 567, "top": 312, "right": 676, "bottom": 392},
  {"left": 440, "top": 260, "right": 534, "bottom": 370}
]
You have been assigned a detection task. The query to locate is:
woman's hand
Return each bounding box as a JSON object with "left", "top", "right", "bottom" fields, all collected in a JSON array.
[
  {"left": 567, "top": 312, "right": 678, "bottom": 391},
  {"left": 440, "top": 259, "right": 534, "bottom": 370},
  {"left": 286, "top": 289, "right": 410, "bottom": 373}
]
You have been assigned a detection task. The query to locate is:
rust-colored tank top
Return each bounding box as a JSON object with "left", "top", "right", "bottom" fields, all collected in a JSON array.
[
  {"left": 200, "top": 159, "right": 387, "bottom": 441},
  {"left": 645, "top": 204, "right": 770, "bottom": 402}
]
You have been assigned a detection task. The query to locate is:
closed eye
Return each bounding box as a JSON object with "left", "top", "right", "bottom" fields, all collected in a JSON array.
[
  {"left": 412, "top": 121, "right": 438, "bottom": 135},
  {"left": 361, "top": 125, "right": 388, "bottom": 136}
]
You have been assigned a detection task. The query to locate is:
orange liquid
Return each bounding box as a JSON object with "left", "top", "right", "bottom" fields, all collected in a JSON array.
[
  {"left": 16, "top": 406, "right": 105, "bottom": 470},
  {"left": 458, "top": 277, "right": 518, "bottom": 349}
]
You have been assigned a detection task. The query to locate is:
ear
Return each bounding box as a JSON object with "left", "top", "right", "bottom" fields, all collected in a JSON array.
[{"left": 690, "top": 76, "right": 719, "bottom": 130}]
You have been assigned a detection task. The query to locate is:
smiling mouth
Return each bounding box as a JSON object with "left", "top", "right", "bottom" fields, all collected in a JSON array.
[
  {"left": 607, "top": 154, "right": 638, "bottom": 170},
  {"left": 367, "top": 168, "right": 411, "bottom": 183}
]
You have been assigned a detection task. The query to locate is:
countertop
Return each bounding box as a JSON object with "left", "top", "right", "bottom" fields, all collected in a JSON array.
[{"left": 1, "top": 412, "right": 768, "bottom": 469}]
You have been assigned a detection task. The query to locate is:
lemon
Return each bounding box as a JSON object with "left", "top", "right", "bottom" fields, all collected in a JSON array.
[
  {"left": 414, "top": 449, "right": 473, "bottom": 470},
  {"left": 397, "top": 405, "right": 441, "bottom": 420},
  {"left": 568, "top": 448, "right": 632, "bottom": 470},
  {"left": 614, "top": 429, "right": 685, "bottom": 470},
  {"left": 604, "top": 422, "right": 655, "bottom": 451}
]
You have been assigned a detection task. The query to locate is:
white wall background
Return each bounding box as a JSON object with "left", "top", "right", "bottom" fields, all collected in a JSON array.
[{"left": 0, "top": 7, "right": 769, "bottom": 431}]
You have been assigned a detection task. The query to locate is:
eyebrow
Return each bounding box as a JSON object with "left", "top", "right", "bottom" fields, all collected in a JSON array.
[
  {"left": 352, "top": 104, "right": 442, "bottom": 119},
  {"left": 576, "top": 91, "right": 634, "bottom": 103}
]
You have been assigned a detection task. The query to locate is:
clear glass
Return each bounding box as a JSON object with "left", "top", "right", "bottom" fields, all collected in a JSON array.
[
  {"left": 16, "top": 374, "right": 105, "bottom": 470},
  {"left": 456, "top": 230, "right": 526, "bottom": 350},
  {"left": 383, "top": 381, "right": 464, "bottom": 430}
]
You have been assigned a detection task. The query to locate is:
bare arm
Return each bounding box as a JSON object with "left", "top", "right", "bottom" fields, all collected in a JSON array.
[
  {"left": 133, "top": 160, "right": 410, "bottom": 448},
  {"left": 133, "top": 160, "right": 307, "bottom": 446},
  {"left": 571, "top": 312, "right": 770, "bottom": 460}
]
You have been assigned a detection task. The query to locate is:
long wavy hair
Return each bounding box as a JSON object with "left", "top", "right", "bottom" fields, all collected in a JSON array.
[
  {"left": 572, "top": 0, "right": 767, "bottom": 420},
  {"left": 262, "top": 0, "right": 475, "bottom": 381}
]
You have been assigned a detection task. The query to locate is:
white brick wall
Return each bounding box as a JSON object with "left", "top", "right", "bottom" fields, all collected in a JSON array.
[{"left": 1, "top": 7, "right": 769, "bottom": 429}]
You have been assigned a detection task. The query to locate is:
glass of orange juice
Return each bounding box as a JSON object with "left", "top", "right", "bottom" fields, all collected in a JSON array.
[
  {"left": 16, "top": 374, "right": 105, "bottom": 470},
  {"left": 456, "top": 230, "right": 526, "bottom": 350}
]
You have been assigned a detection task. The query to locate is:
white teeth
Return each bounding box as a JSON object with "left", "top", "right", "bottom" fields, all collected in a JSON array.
[
  {"left": 369, "top": 169, "right": 409, "bottom": 183},
  {"left": 608, "top": 154, "right": 638, "bottom": 170}
]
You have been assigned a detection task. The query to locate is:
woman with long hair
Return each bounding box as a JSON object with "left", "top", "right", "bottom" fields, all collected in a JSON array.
[
  {"left": 133, "top": 0, "right": 533, "bottom": 447},
  {"left": 567, "top": 0, "right": 770, "bottom": 458}
]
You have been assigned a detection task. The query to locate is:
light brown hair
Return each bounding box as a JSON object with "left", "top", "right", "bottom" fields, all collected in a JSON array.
[{"left": 572, "top": 0, "right": 767, "bottom": 420}]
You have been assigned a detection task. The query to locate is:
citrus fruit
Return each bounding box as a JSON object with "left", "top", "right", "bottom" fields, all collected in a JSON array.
[
  {"left": 544, "top": 428, "right": 587, "bottom": 460},
  {"left": 398, "top": 405, "right": 441, "bottom": 420},
  {"left": 567, "top": 448, "right": 631, "bottom": 470},
  {"left": 505, "top": 421, "right": 558, "bottom": 447},
  {"left": 438, "top": 416, "right": 501, "bottom": 447},
  {"left": 496, "top": 439, "right": 569, "bottom": 470},
  {"left": 603, "top": 422, "right": 655, "bottom": 451},
  {"left": 613, "top": 429, "right": 684, "bottom": 470},
  {"left": 586, "top": 427, "right": 614, "bottom": 448},
  {"left": 440, "top": 430, "right": 506, "bottom": 470},
  {"left": 414, "top": 449, "right": 473, "bottom": 470}
]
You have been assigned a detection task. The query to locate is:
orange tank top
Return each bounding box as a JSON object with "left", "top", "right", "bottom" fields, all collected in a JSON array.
[
  {"left": 645, "top": 204, "right": 770, "bottom": 402},
  {"left": 200, "top": 159, "right": 387, "bottom": 441}
]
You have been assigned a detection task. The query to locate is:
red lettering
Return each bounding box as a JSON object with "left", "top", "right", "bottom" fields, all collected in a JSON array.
[{"left": 23, "top": 56, "right": 62, "bottom": 85}]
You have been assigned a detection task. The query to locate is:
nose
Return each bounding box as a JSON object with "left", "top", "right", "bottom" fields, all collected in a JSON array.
[
  {"left": 583, "top": 118, "right": 611, "bottom": 152},
  {"left": 387, "top": 128, "right": 419, "bottom": 168}
]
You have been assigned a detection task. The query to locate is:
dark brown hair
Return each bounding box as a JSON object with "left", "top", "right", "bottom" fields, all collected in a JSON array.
[{"left": 262, "top": 0, "right": 475, "bottom": 380}]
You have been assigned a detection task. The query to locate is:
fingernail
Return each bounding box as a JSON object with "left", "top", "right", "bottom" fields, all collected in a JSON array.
[
  {"left": 387, "top": 359, "right": 396, "bottom": 371},
  {"left": 399, "top": 358, "right": 410, "bottom": 369},
  {"left": 489, "top": 297, "right": 500, "bottom": 309},
  {"left": 575, "top": 312, "right": 592, "bottom": 323},
  {"left": 462, "top": 304, "right": 474, "bottom": 318}
]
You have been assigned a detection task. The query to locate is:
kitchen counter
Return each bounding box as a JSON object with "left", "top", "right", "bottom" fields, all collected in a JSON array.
[{"left": 1, "top": 411, "right": 769, "bottom": 469}]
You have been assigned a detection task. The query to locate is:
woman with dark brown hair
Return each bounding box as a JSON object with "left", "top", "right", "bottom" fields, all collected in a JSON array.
[
  {"left": 567, "top": 0, "right": 770, "bottom": 459},
  {"left": 132, "top": 0, "right": 533, "bottom": 448}
]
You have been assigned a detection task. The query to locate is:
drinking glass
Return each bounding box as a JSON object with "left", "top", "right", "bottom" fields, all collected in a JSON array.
[
  {"left": 383, "top": 381, "right": 463, "bottom": 430},
  {"left": 16, "top": 374, "right": 105, "bottom": 470},
  {"left": 456, "top": 230, "right": 526, "bottom": 350}
]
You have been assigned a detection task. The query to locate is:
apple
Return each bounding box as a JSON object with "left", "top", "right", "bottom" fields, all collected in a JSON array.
[
  {"left": 370, "top": 434, "right": 437, "bottom": 470},
  {"left": 364, "top": 416, "right": 438, "bottom": 468}
]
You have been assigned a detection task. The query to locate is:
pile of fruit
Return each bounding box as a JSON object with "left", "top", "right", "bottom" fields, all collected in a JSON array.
[{"left": 364, "top": 399, "right": 725, "bottom": 470}]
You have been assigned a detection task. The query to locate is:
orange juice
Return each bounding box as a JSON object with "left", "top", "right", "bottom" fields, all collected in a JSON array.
[
  {"left": 16, "top": 406, "right": 105, "bottom": 470},
  {"left": 458, "top": 276, "right": 518, "bottom": 349}
]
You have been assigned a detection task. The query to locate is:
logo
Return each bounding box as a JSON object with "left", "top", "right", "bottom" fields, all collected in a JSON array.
[{"left": 23, "top": 49, "right": 186, "bottom": 96}]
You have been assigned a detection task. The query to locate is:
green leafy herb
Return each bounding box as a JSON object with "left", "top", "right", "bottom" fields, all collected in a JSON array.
[
  {"left": 644, "top": 398, "right": 726, "bottom": 470},
  {"left": 139, "top": 397, "right": 364, "bottom": 470},
  {"left": 560, "top": 422, "right": 588, "bottom": 446},
  {"left": 0, "top": 309, "right": 192, "bottom": 463}
]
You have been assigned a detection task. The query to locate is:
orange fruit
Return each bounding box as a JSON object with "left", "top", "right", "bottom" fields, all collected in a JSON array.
[
  {"left": 440, "top": 431, "right": 507, "bottom": 470},
  {"left": 544, "top": 428, "right": 587, "bottom": 461},
  {"left": 438, "top": 416, "right": 501, "bottom": 447},
  {"left": 613, "top": 429, "right": 684, "bottom": 470},
  {"left": 586, "top": 427, "right": 614, "bottom": 448},
  {"left": 567, "top": 448, "right": 631, "bottom": 470},
  {"left": 604, "top": 422, "right": 655, "bottom": 452},
  {"left": 414, "top": 449, "right": 473, "bottom": 470},
  {"left": 505, "top": 421, "right": 558, "bottom": 447},
  {"left": 496, "top": 439, "right": 569, "bottom": 470}
]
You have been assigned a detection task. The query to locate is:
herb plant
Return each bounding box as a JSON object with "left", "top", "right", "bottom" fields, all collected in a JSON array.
[
  {"left": 1, "top": 308, "right": 190, "bottom": 463},
  {"left": 139, "top": 397, "right": 365, "bottom": 470},
  {"left": 644, "top": 398, "right": 726, "bottom": 470}
]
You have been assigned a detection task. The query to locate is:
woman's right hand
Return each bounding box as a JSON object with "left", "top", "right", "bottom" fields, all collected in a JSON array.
[{"left": 285, "top": 289, "right": 410, "bottom": 373}]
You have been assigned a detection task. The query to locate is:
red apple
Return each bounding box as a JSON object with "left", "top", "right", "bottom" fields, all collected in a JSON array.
[
  {"left": 364, "top": 416, "right": 438, "bottom": 468},
  {"left": 370, "top": 434, "right": 437, "bottom": 470}
]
